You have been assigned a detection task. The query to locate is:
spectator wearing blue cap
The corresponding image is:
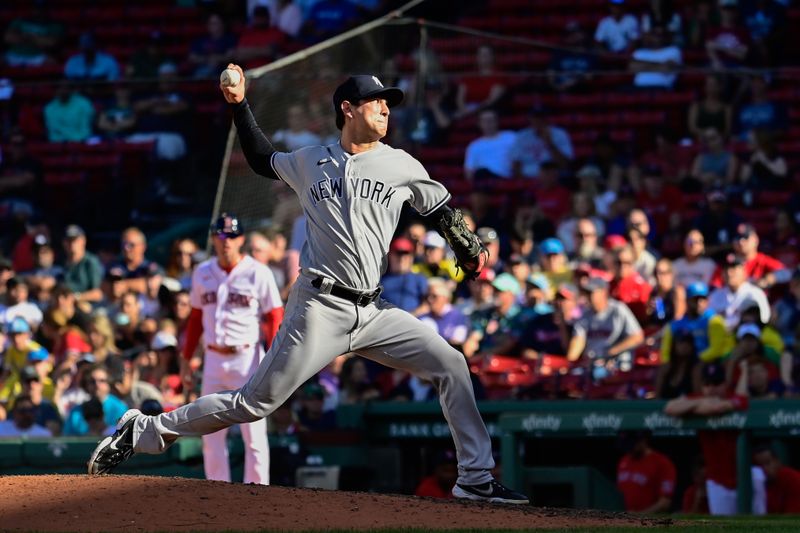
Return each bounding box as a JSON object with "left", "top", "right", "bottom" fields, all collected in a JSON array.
[
  {"left": 463, "top": 273, "right": 525, "bottom": 359},
  {"left": 662, "top": 281, "right": 732, "bottom": 365},
  {"left": 539, "top": 238, "right": 573, "bottom": 294},
  {"left": 518, "top": 274, "right": 568, "bottom": 361},
  {"left": 1, "top": 317, "right": 44, "bottom": 394}
]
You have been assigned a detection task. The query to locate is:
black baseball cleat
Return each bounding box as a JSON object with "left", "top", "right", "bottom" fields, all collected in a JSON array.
[
  {"left": 452, "top": 479, "right": 530, "bottom": 504},
  {"left": 87, "top": 409, "right": 141, "bottom": 475}
]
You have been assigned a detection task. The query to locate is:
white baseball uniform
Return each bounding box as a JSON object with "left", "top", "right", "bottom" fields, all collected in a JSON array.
[
  {"left": 189, "top": 254, "right": 282, "bottom": 485},
  {"left": 130, "top": 102, "right": 496, "bottom": 489}
]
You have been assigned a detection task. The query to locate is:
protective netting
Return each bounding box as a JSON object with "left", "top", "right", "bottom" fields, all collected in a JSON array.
[{"left": 211, "top": 15, "right": 549, "bottom": 239}]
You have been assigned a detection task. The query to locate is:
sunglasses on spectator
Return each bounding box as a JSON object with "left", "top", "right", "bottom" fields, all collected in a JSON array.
[{"left": 735, "top": 232, "right": 752, "bottom": 240}]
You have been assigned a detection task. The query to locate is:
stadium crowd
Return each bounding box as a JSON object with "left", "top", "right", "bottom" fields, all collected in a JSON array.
[{"left": 2, "top": 0, "right": 800, "bottom": 516}]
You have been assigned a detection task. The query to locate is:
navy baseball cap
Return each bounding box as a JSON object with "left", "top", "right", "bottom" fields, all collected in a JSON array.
[
  {"left": 212, "top": 213, "right": 243, "bottom": 238},
  {"left": 333, "top": 75, "right": 404, "bottom": 130}
]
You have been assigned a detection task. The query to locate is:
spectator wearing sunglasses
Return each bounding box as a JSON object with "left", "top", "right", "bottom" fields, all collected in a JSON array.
[
  {"left": 106, "top": 227, "right": 152, "bottom": 296},
  {"left": 62, "top": 364, "right": 128, "bottom": 436}
]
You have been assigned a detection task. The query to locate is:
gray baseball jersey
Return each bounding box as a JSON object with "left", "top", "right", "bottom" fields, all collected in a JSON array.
[{"left": 270, "top": 142, "right": 450, "bottom": 290}]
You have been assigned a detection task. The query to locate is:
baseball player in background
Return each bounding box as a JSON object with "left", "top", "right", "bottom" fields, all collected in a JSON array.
[
  {"left": 181, "top": 213, "right": 284, "bottom": 484},
  {"left": 89, "top": 64, "right": 528, "bottom": 504}
]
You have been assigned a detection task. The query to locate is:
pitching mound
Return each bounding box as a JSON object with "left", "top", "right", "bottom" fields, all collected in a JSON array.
[{"left": 0, "top": 475, "right": 670, "bottom": 531}]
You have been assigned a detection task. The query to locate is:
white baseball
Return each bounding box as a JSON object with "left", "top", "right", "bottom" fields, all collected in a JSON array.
[{"left": 220, "top": 68, "right": 241, "bottom": 88}]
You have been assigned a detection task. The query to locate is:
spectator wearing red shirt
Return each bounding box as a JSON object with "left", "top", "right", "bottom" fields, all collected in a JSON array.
[
  {"left": 454, "top": 45, "right": 507, "bottom": 119},
  {"left": 616, "top": 431, "right": 676, "bottom": 513},
  {"left": 733, "top": 223, "right": 787, "bottom": 290},
  {"left": 415, "top": 450, "right": 458, "bottom": 499},
  {"left": 753, "top": 445, "right": 800, "bottom": 514},
  {"left": 635, "top": 164, "right": 684, "bottom": 236},
  {"left": 706, "top": 1, "right": 750, "bottom": 69},
  {"left": 234, "top": 6, "right": 284, "bottom": 69},
  {"left": 665, "top": 362, "right": 767, "bottom": 515},
  {"left": 532, "top": 161, "right": 572, "bottom": 224},
  {"left": 610, "top": 246, "right": 652, "bottom": 324}
]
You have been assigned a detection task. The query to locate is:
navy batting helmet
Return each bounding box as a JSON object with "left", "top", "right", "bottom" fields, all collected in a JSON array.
[{"left": 211, "top": 213, "right": 243, "bottom": 237}]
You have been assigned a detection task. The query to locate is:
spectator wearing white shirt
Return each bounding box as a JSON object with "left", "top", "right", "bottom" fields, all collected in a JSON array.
[
  {"left": 595, "top": 0, "right": 640, "bottom": 52},
  {"left": 673, "top": 229, "right": 717, "bottom": 287},
  {"left": 464, "top": 110, "right": 516, "bottom": 180},
  {"left": 272, "top": 104, "right": 322, "bottom": 151},
  {"left": 0, "top": 277, "right": 43, "bottom": 330},
  {"left": 708, "top": 254, "right": 770, "bottom": 331},
  {"left": 630, "top": 26, "right": 682, "bottom": 89},
  {"left": 510, "top": 106, "right": 574, "bottom": 179}
]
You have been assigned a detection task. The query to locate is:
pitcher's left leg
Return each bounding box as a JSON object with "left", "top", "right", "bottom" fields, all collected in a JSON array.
[{"left": 352, "top": 303, "right": 493, "bottom": 486}]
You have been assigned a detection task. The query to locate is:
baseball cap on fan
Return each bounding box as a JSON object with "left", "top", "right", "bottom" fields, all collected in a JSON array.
[
  {"left": 211, "top": 213, "right": 243, "bottom": 238},
  {"left": 333, "top": 75, "right": 404, "bottom": 130}
]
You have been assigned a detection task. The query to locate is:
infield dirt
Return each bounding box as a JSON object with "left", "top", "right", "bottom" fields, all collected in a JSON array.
[{"left": 0, "top": 475, "right": 673, "bottom": 531}]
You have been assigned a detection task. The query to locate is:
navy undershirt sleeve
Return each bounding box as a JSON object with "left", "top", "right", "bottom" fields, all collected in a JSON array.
[{"left": 231, "top": 98, "right": 280, "bottom": 180}]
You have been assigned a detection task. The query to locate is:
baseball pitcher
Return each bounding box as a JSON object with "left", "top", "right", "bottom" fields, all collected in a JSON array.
[{"left": 89, "top": 64, "right": 528, "bottom": 504}]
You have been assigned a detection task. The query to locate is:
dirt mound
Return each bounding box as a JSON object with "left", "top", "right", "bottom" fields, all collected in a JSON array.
[{"left": 0, "top": 475, "right": 671, "bottom": 531}]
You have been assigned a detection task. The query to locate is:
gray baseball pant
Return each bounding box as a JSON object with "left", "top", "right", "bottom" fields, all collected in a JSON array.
[{"left": 132, "top": 275, "right": 494, "bottom": 485}]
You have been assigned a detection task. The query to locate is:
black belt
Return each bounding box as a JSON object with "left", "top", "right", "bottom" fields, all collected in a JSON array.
[{"left": 311, "top": 277, "right": 382, "bottom": 307}]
